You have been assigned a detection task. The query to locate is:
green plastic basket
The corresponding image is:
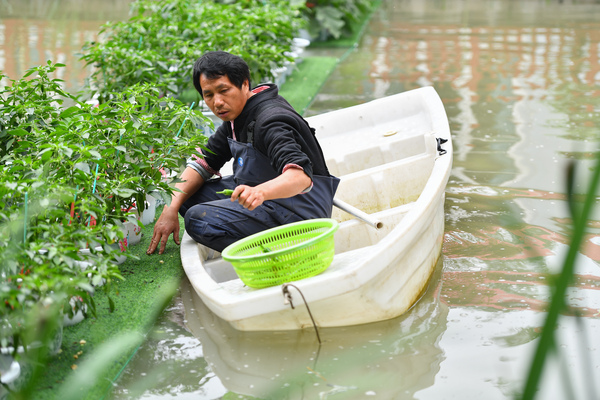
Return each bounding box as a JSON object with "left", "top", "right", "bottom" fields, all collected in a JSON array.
[{"left": 221, "top": 218, "right": 339, "bottom": 289}]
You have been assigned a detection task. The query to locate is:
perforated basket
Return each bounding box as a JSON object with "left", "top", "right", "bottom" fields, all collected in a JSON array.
[{"left": 221, "top": 218, "right": 339, "bottom": 289}]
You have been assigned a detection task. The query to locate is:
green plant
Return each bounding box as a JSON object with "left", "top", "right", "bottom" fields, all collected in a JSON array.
[
  {"left": 80, "top": 0, "right": 305, "bottom": 103},
  {"left": 1, "top": 62, "right": 209, "bottom": 225},
  {"left": 0, "top": 64, "right": 122, "bottom": 342},
  {"left": 0, "top": 61, "right": 210, "bottom": 367},
  {"left": 299, "top": 0, "right": 374, "bottom": 40}
]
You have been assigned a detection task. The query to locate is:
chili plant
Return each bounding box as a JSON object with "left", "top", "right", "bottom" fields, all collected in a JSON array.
[
  {"left": 0, "top": 180, "right": 121, "bottom": 357},
  {"left": 0, "top": 61, "right": 210, "bottom": 358},
  {"left": 80, "top": 0, "right": 305, "bottom": 103},
  {"left": 2, "top": 62, "right": 209, "bottom": 227}
]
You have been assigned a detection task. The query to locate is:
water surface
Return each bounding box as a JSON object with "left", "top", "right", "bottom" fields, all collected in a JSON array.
[{"left": 0, "top": 0, "right": 132, "bottom": 90}]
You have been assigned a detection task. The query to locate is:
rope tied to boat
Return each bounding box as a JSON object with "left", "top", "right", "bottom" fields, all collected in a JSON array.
[{"left": 281, "top": 283, "right": 322, "bottom": 344}]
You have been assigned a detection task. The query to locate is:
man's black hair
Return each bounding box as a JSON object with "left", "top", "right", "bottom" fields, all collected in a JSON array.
[{"left": 192, "top": 51, "right": 251, "bottom": 98}]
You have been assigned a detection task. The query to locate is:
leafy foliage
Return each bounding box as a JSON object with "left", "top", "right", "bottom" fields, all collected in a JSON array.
[
  {"left": 301, "top": 0, "right": 374, "bottom": 39},
  {"left": 79, "top": 0, "right": 305, "bottom": 103},
  {"left": 0, "top": 61, "right": 209, "bottom": 360}
]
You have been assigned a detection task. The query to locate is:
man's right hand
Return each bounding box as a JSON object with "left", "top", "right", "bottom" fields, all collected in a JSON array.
[{"left": 146, "top": 206, "right": 181, "bottom": 255}]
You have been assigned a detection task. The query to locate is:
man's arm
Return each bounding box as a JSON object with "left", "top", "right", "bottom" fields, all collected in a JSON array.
[
  {"left": 231, "top": 167, "right": 311, "bottom": 211},
  {"left": 146, "top": 167, "right": 205, "bottom": 255}
]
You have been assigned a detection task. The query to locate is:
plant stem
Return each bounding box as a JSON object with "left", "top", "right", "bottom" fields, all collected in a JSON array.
[
  {"left": 87, "top": 164, "right": 100, "bottom": 227},
  {"left": 23, "top": 192, "right": 28, "bottom": 243}
]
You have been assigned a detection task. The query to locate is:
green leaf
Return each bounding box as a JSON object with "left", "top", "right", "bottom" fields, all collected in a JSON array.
[
  {"left": 108, "top": 296, "right": 116, "bottom": 313},
  {"left": 74, "top": 162, "right": 90, "bottom": 174},
  {"left": 168, "top": 116, "right": 178, "bottom": 127},
  {"left": 316, "top": 6, "right": 345, "bottom": 39},
  {"left": 77, "top": 282, "right": 95, "bottom": 293},
  {"left": 61, "top": 146, "right": 74, "bottom": 158},
  {"left": 113, "top": 188, "right": 138, "bottom": 198},
  {"left": 60, "top": 106, "right": 81, "bottom": 118},
  {"left": 9, "top": 128, "right": 28, "bottom": 137}
]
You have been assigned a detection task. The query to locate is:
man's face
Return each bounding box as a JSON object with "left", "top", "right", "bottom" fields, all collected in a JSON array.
[{"left": 200, "top": 74, "right": 250, "bottom": 122}]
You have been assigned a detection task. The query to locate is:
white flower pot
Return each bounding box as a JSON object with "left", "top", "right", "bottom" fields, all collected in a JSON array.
[
  {"left": 141, "top": 194, "right": 157, "bottom": 225},
  {"left": 62, "top": 296, "right": 86, "bottom": 326},
  {"left": 271, "top": 66, "right": 288, "bottom": 86},
  {"left": 123, "top": 220, "right": 142, "bottom": 246},
  {"left": 291, "top": 37, "right": 310, "bottom": 64},
  {"left": 79, "top": 244, "right": 127, "bottom": 266},
  {"left": 0, "top": 354, "right": 21, "bottom": 386}
]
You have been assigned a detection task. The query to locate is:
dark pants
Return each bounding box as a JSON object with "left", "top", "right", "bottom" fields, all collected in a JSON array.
[{"left": 180, "top": 176, "right": 302, "bottom": 252}]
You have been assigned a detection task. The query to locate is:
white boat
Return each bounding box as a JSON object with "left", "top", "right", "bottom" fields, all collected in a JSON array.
[{"left": 180, "top": 86, "right": 453, "bottom": 331}]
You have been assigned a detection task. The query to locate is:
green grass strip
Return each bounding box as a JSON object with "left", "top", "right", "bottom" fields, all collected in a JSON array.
[
  {"left": 279, "top": 56, "right": 339, "bottom": 115},
  {"left": 31, "top": 221, "right": 185, "bottom": 400}
]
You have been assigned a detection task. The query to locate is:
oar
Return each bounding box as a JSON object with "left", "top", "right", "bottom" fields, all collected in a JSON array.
[
  {"left": 333, "top": 198, "right": 383, "bottom": 229},
  {"left": 215, "top": 191, "right": 382, "bottom": 229}
]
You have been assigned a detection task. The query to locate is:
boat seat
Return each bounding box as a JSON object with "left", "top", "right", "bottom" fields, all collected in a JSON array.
[
  {"left": 332, "top": 151, "right": 433, "bottom": 221},
  {"left": 324, "top": 131, "right": 428, "bottom": 177}
]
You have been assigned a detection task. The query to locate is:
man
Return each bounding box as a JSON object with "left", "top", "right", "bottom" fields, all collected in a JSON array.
[{"left": 147, "top": 51, "right": 339, "bottom": 255}]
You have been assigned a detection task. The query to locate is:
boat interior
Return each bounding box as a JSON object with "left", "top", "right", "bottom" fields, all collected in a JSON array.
[
  {"left": 194, "top": 88, "right": 446, "bottom": 286},
  {"left": 198, "top": 128, "right": 438, "bottom": 286},
  {"left": 325, "top": 130, "right": 436, "bottom": 254}
]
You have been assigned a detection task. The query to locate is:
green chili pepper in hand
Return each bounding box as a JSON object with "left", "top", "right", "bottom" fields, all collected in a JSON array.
[{"left": 216, "top": 189, "right": 234, "bottom": 196}]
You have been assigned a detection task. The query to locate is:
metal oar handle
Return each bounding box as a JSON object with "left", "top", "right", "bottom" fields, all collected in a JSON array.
[{"left": 333, "top": 198, "right": 383, "bottom": 229}]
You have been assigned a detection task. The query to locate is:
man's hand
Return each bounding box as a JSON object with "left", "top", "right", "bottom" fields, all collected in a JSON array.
[
  {"left": 146, "top": 167, "right": 205, "bottom": 255},
  {"left": 146, "top": 206, "right": 180, "bottom": 255},
  {"left": 231, "top": 185, "right": 266, "bottom": 211},
  {"left": 230, "top": 168, "right": 311, "bottom": 211}
]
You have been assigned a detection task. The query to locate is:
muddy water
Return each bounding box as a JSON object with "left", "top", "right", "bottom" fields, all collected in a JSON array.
[{"left": 3, "top": 0, "right": 600, "bottom": 398}]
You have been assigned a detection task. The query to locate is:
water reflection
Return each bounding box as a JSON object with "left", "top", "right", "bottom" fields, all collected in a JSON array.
[
  {"left": 236, "top": 0, "right": 600, "bottom": 398},
  {"left": 183, "top": 261, "right": 447, "bottom": 400},
  {"left": 113, "top": 260, "right": 448, "bottom": 399},
  {"left": 0, "top": 0, "right": 132, "bottom": 91}
]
